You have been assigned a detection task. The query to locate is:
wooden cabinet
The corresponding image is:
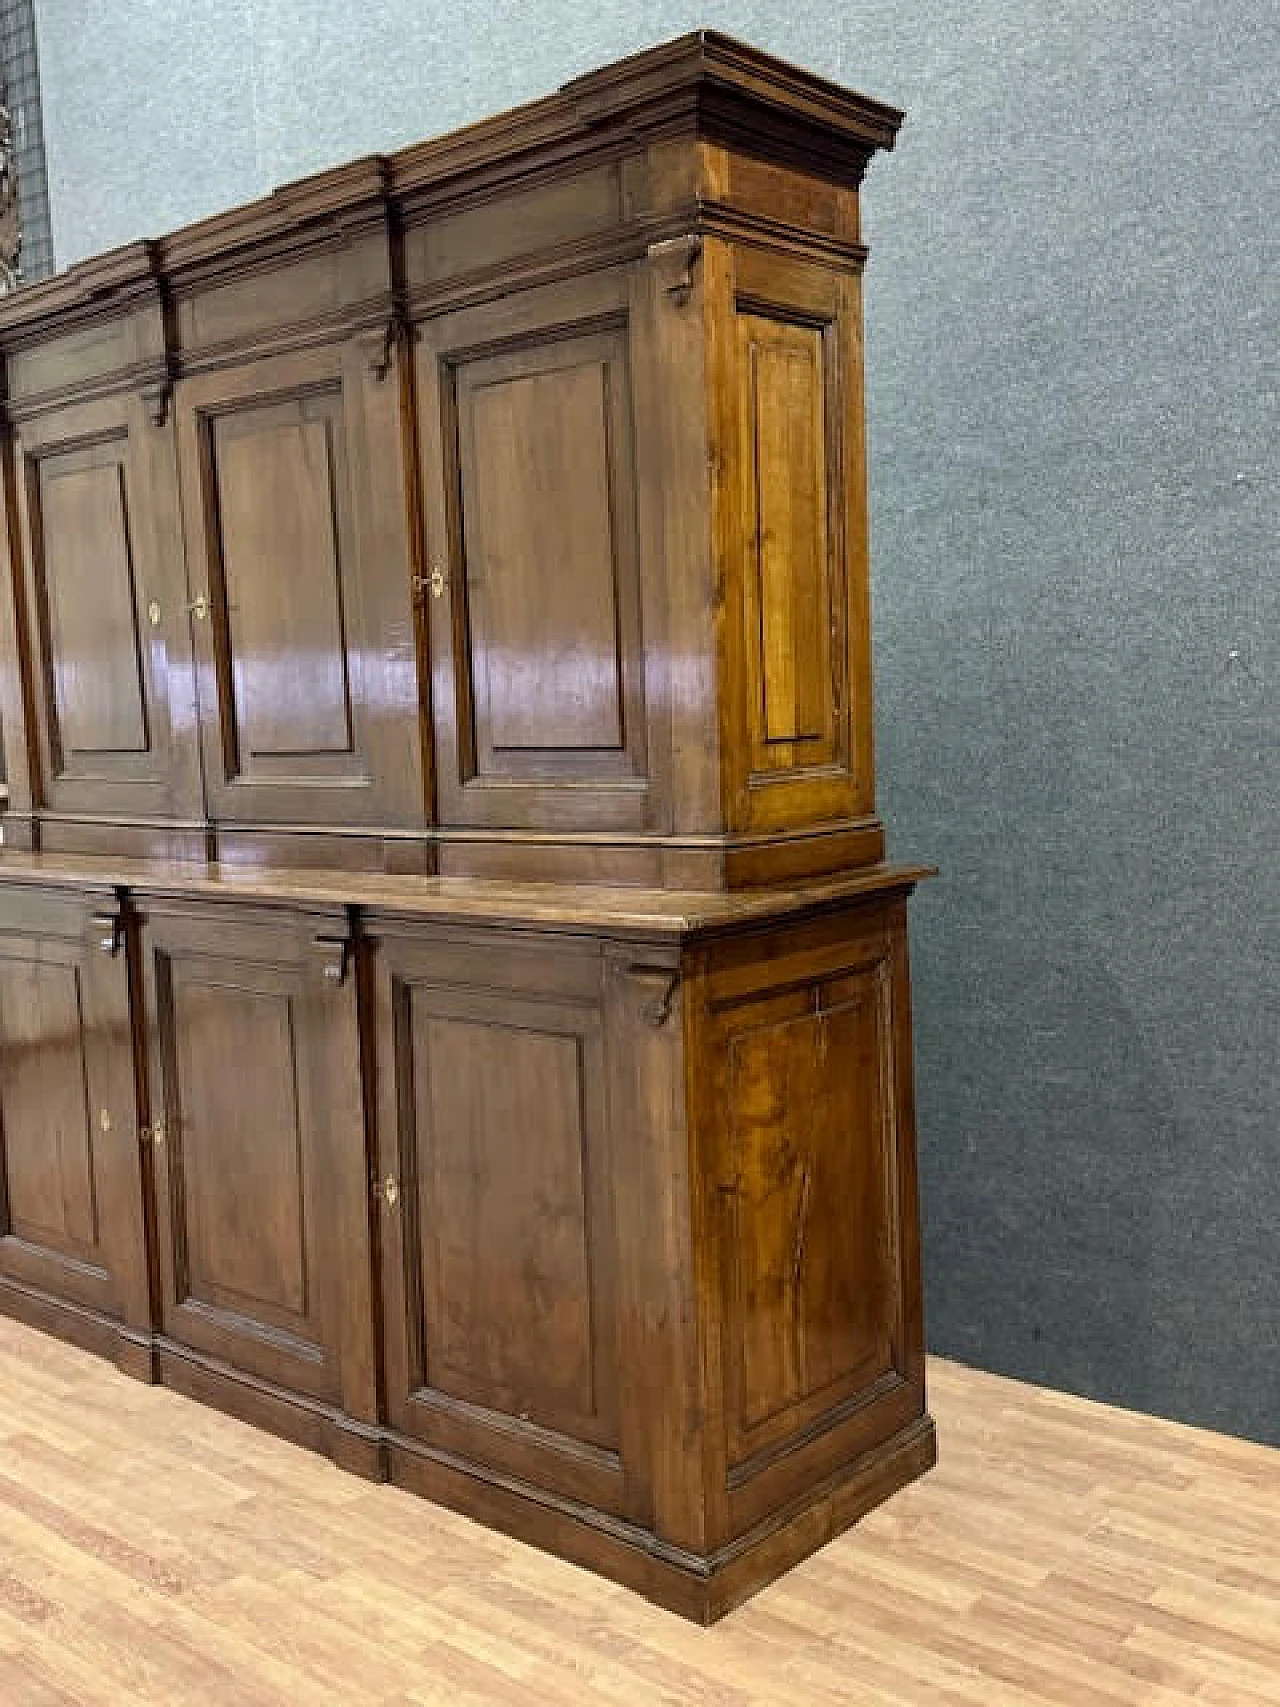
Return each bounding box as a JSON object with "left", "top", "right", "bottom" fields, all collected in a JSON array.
[
  {"left": 0, "top": 884, "right": 152, "bottom": 1375},
  {"left": 0, "top": 34, "right": 933, "bottom": 1621},
  {"left": 0, "top": 31, "right": 902, "bottom": 887},
  {"left": 363, "top": 886, "right": 931, "bottom": 1618},
  {"left": 0, "top": 857, "right": 934, "bottom": 1619},
  {"left": 138, "top": 895, "right": 379, "bottom": 1467}
]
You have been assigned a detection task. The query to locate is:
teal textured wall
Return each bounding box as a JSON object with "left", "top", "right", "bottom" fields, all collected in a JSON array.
[{"left": 31, "top": 0, "right": 1280, "bottom": 1442}]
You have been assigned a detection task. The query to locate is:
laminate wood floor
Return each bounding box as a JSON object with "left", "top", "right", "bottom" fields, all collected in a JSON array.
[{"left": 0, "top": 1318, "right": 1276, "bottom": 1705}]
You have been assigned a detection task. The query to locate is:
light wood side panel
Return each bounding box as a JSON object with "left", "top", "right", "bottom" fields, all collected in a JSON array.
[
  {"left": 710, "top": 241, "right": 878, "bottom": 841},
  {"left": 723, "top": 973, "right": 896, "bottom": 1442},
  {"left": 738, "top": 313, "right": 835, "bottom": 758},
  {"left": 690, "top": 899, "right": 926, "bottom": 1541}
]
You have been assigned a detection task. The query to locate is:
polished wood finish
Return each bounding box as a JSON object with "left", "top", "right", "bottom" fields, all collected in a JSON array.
[
  {"left": 0, "top": 855, "right": 933, "bottom": 1618},
  {"left": 1, "top": 376, "right": 203, "bottom": 844},
  {"left": 4, "top": 1327, "right": 1276, "bottom": 1706},
  {"left": 0, "top": 33, "right": 933, "bottom": 1620},
  {"left": 417, "top": 272, "right": 655, "bottom": 835},
  {"left": 174, "top": 340, "right": 426, "bottom": 842},
  {"left": 139, "top": 898, "right": 378, "bottom": 1451},
  {"left": 0, "top": 884, "right": 152, "bottom": 1375},
  {"left": 0, "top": 29, "right": 901, "bottom": 884}
]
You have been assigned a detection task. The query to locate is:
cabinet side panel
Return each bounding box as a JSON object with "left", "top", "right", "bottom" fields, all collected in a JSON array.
[
  {"left": 710, "top": 236, "right": 879, "bottom": 844},
  {"left": 696, "top": 899, "right": 928, "bottom": 1541},
  {"left": 723, "top": 973, "right": 896, "bottom": 1444},
  {"left": 737, "top": 315, "right": 835, "bottom": 761}
]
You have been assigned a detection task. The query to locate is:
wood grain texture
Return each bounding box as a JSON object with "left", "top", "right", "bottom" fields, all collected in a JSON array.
[
  {"left": 0, "top": 31, "right": 898, "bottom": 882},
  {"left": 0, "top": 1326, "right": 1274, "bottom": 1705},
  {"left": 138, "top": 898, "right": 374, "bottom": 1417},
  {"left": 0, "top": 886, "right": 151, "bottom": 1367},
  {"left": 0, "top": 34, "right": 940, "bottom": 1622}
]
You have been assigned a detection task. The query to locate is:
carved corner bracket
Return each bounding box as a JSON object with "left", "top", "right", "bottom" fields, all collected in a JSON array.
[
  {"left": 357, "top": 311, "right": 412, "bottom": 382},
  {"left": 140, "top": 375, "right": 172, "bottom": 427},
  {"left": 646, "top": 234, "right": 703, "bottom": 307},
  {"left": 624, "top": 964, "right": 682, "bottom": 1029}
]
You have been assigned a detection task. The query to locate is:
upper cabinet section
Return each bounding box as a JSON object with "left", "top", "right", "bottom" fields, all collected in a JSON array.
[{"left": 0, "top": 33, "right": 902, "bottom": 886}]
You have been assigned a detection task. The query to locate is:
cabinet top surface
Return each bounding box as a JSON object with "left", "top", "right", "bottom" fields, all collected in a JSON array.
[
  {"left": 0, "top": 31, "right": 902, "bottom": 338},
  {"left": 0, "top": 851, "right": 931, "bottom": 938}
]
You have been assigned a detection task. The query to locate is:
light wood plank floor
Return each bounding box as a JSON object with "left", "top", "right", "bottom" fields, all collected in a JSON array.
[{"left": 0, "top": 1318, "right": 1276, "bottom": 1705}]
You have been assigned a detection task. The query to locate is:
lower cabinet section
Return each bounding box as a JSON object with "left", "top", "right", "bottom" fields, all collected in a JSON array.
[{"left": 0, "top": 871, "right": 934, "bottom": 1620}]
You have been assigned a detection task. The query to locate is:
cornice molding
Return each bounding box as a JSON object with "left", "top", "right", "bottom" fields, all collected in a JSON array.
[{"left": 0, "top": 33, "right": 901, "bottom": 352}]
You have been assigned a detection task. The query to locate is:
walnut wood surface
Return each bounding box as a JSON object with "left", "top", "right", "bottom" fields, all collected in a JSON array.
[
  {"left": 0, "top": 33, "right": 932, "bottom": 1618},
  {"left": 0, "top": 30, "right": 900, "bottom": 885},
  {"left": 0, "top": 862, "right": 933, "bottom": 1618}
]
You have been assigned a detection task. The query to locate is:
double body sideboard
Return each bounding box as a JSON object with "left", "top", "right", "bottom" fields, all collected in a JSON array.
[{"left": 0, "top": 31, "right": 935, "bottom": 1621}]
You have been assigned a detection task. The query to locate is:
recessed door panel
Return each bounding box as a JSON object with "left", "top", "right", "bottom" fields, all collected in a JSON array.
[
  {"left": 36, "top": 448, "right": 149, "bottom": 760},
  {"left": 413, "top": 1012, "right": 599, "bottom": 1426},
  {"left": 170, "top": 977, "right": 309, "bottom": 1326},
  {"left": 9, "top": 392, "right": 200, "bottom": 822},
  {"left": 461, "top": 354, "right": 627, "bottom": 758},
  {"left": 0, "top": 954, "right": 99, "bottom": 1254},
  {"left": 376, "top": 931, "right": 626, "bottom": 1513},
  {"left": 207, "top": 394, "right": 356, "bottom": 771}
]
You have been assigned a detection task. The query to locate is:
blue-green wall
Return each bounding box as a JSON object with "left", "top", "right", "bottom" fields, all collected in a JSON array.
[{"left": 32, "top": 0, "right": 1280, "bottom": 1442}]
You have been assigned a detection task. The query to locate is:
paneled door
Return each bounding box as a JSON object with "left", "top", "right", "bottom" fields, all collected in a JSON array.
[
  {"left": 372, "top": 923, "right": 633, "bottom": 1517},
  {"left": 140, "top": 898, "right": 376, "bottom": 1422},
  {"left": 0, "top": 886, "right": 151, "bottom": 1356},
  {"left": 7, "top": 390, "right": 203, "bottom": 824},
  {"left": 174, "top": 340, "right": 426, "bottom": 833},
  {"left": 415, "top": 268, "right": 661, "bottom": 833}
]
